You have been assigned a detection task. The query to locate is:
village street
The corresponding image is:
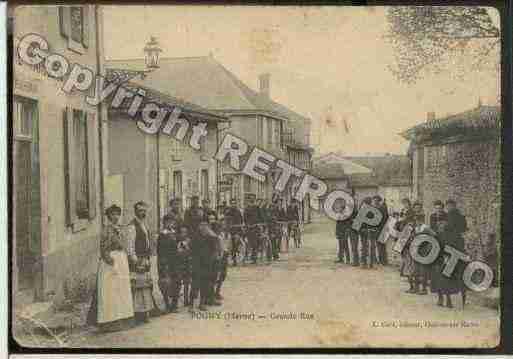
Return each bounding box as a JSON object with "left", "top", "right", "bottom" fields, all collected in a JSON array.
[{"left": 69, "top": 218, "right": 499, "bottom": 349}]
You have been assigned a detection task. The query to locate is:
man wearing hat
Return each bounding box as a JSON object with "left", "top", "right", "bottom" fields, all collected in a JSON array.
[
  {"left": 244, "top": 193, "right": 260, "bottom": 264},
  {"left": 184, "top": 196, "right": 204, "bottom": 232},
  {"left": 157, "top": 214, "right": 178, "bottom": 312},
  {"left": 126, "top": 201, "right": 155, "bottom": 323},
  {"left": 224, "top": 198, "right": 244, "bottom": 266},
  {"left": 201, "top": 198, "right": 218, "bottom": 222},
  {"left": 166, "top": 197, "right": 184, "bottom": 228},
  {"left": 430, "top": 200, "right": 448, "bottom": 234}
]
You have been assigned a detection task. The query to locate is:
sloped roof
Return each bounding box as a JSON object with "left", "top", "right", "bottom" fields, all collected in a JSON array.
[
  {"left": 109, "top": 81, "right": 227, "bottom": 122},
  {"left": 344, "top": 155, "right": 412, "bottom": 187},
  {"left": 106, "top": 56, "right": 310, "bottom": 124},
  {"left": 315, "top": 152, "right": 372, "bottom": 174},
  {"left": 401, "top": 105, "right": 500, "bottom": 142},
  {"left": 312, "top": 161, "right": 347, "bottom": 180}
]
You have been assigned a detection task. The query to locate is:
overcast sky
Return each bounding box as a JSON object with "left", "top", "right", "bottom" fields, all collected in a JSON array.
[{"left": 103, "top": 6, "right": 500, "bottom": 156}]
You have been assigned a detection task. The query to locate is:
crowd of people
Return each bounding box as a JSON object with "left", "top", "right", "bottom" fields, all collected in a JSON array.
[
  {"left": 86, "top": 193, "right": 303, "bottom": 333},
  {"left": 335, "top": 195, "right": 468, "bottom": 309}
]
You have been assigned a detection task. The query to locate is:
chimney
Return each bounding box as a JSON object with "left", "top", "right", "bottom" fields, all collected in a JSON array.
[
  {"left": 259, "top": 73, "right": 270, "bottom": 99},
  {"left": 427, "top": 111, "right": 436, "bottom": 122}
]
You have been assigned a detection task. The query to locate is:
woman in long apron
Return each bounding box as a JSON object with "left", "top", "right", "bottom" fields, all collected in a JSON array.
[{"left": 87, "top": 205, "right": 134, "bottom": 332}]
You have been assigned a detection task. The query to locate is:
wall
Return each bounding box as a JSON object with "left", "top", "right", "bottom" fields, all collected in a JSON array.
[
  {"left": 419, "top": 138, "right": 500, "bottom": 261},
  {"left": 159, "top": 121, "right": 218, "bottom": 213},
  {"left": 13, "top": 5, "right": 104, "bottom": 301},
  {"left": 108, "top": 113, "right": 159, "bottom": 232}
]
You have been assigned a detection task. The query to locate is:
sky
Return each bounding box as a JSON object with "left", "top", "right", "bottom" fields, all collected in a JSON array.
[{"left": 102, "top": 6, "right": 500, "bottom": 156}]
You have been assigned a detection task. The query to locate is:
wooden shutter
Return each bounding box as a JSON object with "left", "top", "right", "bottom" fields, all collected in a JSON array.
[
  {"left": 86, "top": 112, "right": 96, "bottom": 219},
  {"left": 63, "top": 107, "right": 76, "bottom": 226},
  {"left": 81, "top": 6, "right": 89, "bottom": 48},
  {"left": 59, "top": 6, "right": 70, "bottom": 39}
]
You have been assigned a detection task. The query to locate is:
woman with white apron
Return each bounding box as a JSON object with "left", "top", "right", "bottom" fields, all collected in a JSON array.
[{"left": 87, "top": 205, "right": 134, "bottom": 332}]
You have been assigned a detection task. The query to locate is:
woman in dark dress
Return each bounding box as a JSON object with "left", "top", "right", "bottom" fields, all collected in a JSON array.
[{"left": 431, "top": 199, "right": 468, "bottom": 308}]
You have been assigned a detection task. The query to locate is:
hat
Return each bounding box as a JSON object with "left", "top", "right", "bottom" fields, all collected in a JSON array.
[
  {"left": 105, "top": 204, "right": 122, "bottom": 216},
  {"left": 413, "top": 201, "right": 423, "bottom": 207},
  {"left": 433, "top": 200, "right": 443, "bottom": 206},
  {"left": 372, "top": 195, "right": 382, "bottom": 202}
]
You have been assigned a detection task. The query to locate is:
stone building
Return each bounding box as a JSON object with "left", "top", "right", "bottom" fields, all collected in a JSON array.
[
  {"left": 107, "top": 56, "right": 312, "bottom": 210},
  {"left": 401, "top": 105, "right": 500, "bottom": 261},
  {"left": 12, "top": 5, "right": 106, "bottom": 303}
]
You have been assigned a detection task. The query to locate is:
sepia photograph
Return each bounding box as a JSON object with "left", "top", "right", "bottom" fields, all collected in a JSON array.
[{"left": 11, "top": 4, "right": 501, "bottom": 349}]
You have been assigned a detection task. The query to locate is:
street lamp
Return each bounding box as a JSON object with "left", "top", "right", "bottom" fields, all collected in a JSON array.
[{"left": 144, "top": 36, "right": 162, "bottom": 69}]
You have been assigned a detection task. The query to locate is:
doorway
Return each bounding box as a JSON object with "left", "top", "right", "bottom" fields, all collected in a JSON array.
[{"left": 13, "top": 96, "right": 41, "bottom": 292}]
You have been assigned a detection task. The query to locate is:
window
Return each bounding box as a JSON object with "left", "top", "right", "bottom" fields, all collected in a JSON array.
[
  {"left": 171, "top": 138, "right": 182, "bottom": 161},
  {"left": 267, "top": 118, "right": 273, "bottom": 147},
  {"left": 73, "top": 110, "right": 89, "bottom": 219},
  {"left": 59, "top": 6, "right": 89, "bottom": 53},
  {"left": 256, "top": 117, "right": 264, "bottom": 147},
  {"left": 243, "top": 175, "right": 253, "bottom": 193},
  {"left": 173, "top": 171, "right": 183, "bottom": 198},
  {"left": 14, "top": 97, "right": 36, "bottom": 139},
  {"left": 274, "top": 119, "right": 280, "bottom": 147},
  {"left": 63, "top": 107, "right": 96, "bottom": 231},
  {"left": 201, "top": 169, "right": 209, "bottom": 200}
]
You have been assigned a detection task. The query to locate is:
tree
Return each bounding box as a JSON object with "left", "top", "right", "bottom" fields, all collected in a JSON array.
[{"left": 386, "top": 6, "right": 500, "bottom": 84}]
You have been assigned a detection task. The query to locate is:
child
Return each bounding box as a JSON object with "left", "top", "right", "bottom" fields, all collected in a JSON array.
[
  {"left": 157, "top": 214, "right": 178, "bottom": 312},
  {"left": 215, "top": 217, "right": 231, "bottom": 300},
  {"left": 176, "top": 225, "right": 192, "bottom": 308}
]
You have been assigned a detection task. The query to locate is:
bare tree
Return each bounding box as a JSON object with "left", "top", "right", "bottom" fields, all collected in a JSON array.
[{"left": 386, "top": 6, "right": 500, "bottom": 84}]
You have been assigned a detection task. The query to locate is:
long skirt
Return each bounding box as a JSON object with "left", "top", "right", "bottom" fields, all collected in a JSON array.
[
  {"left": 430, "top": 258, "right": 464, "bottom": 295},
  {"left": 94, "top": 251, "right": 134, "bottom": 324},
  {"left": 131, "top": 271, "right": 155, "bottom": 314}
]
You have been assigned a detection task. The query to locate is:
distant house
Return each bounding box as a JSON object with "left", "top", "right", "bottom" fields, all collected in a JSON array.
[
  {"left": 107, "top": 56, "right": 312, "bottom": 209},
  {"left": 401, "top": 105, "right": 500, "bottom": 261},
  {"left": 312, "top": 152, "right": 411, "bottom": 213},
  {"left": 344, "top": 155, "right": 412, "bottom": 212}
]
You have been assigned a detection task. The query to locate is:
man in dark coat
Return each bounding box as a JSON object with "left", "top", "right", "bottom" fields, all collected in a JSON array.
[
  {"left": 374, "top": 196, "right": 389, "bottom": 266},
  {"left": 244, "top": 194, "right": 260, "bottom": 264},
  {"left": 429, "top": 200, "right": 448, "bottom": 234},
  {"left": 184, "top": 196, "right": 204, "bottom": 233},
  {"left": 335, "top": 197, "right": 358, "bottom": 265},
  {"left": 201, "top": 198, "right": 217, "bottom": 222},
  {"left": 224, "top": 198, "right": 244, "bottom": 266},
  {"left": 157, "top": 214, "right": 178, "bottom": 312}
]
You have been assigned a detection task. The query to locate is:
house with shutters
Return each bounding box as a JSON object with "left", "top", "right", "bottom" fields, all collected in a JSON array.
[
  {"left": 107, "top": 55, "right": 313, "bottom": 210},
  {"left": 11, "top": 5, "right": 106, "bottom": 304}
]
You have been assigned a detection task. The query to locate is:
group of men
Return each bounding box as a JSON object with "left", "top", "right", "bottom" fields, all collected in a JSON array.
[
  {"left": 156, "top": 193, "right": 302, "bottom": 312},
  {"left": 334, "top": 194, "right": 470, "bottom": 309},
  {"left": 335, "top": 195, "right": 389, "bottom": 268}
]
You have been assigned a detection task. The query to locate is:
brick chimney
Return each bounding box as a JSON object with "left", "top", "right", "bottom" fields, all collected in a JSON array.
[
  {"left": 427, "top": 111, "right": 436, "bottom": 122},
  {"left": 259, "top": 73, "right": 270, "bottom": 99}
]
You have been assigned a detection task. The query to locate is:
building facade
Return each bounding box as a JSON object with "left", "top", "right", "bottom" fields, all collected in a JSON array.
[
  {"left": 401, "top": 106, "right": 500, "bottom": 261},
  {"left": 12, "top": 5, "right": 106, "bottom": 303},
  {"left": 107, "top": 57, "right": 313, "bottom": 210}
]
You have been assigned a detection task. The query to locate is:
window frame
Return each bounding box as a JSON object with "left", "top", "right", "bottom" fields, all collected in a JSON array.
[
  {"left": 63, "top": 107, "right": 96, "bottom": 233},
  {"left": 59, "top": 5, "right": 89, "bottom": 55}
]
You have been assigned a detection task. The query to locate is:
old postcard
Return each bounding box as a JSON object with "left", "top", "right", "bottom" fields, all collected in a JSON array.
[{"left": 11, "top": 5, "right": 501, "bottom": 349}]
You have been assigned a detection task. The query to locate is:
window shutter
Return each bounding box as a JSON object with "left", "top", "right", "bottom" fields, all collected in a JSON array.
[
  {"left": 81, "top": 6, "right": 89, "bottom": 48},
  {"left": 86, "top": 112, "right": 96, "bottom": 219},
  {"left": 59, "top": 6, "right": 70, "bottom": 39},
  {"left": 63, "top": 107, "right": 76, "bottom": 226}
]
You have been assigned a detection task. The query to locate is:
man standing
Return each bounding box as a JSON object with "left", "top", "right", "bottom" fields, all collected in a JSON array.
[
  {"left": 286, "top": 199, "right": 301, "bottom": 248},
  {"left": 335, "top": 197, "right": 358, "bottom": 266},
  {"left": 224, "top": 198, "right": 244, "bottom": 266},
  {"left": 166, "top": 197, "right": 184, "bottom": 227},
  {"left": 201, "top": 198, "right": 218, "bottom": 222},
  {"left": 184, "top": 196, "right": 204, "bottom": 231},
  {"left": 430, "top": 200, "right": 448, "bottom": 234},
  {"left": 244, "top": 194, "right": 260, "bottom": 264},
  {"left": 372, "top": 195, "right": 389, "bottom": 266},
  {"left": 126, "top": 201, "right": 155, "bottom": 324},
  {"left": 268, "top": 199, "right": 282, "bottom": 260}
]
